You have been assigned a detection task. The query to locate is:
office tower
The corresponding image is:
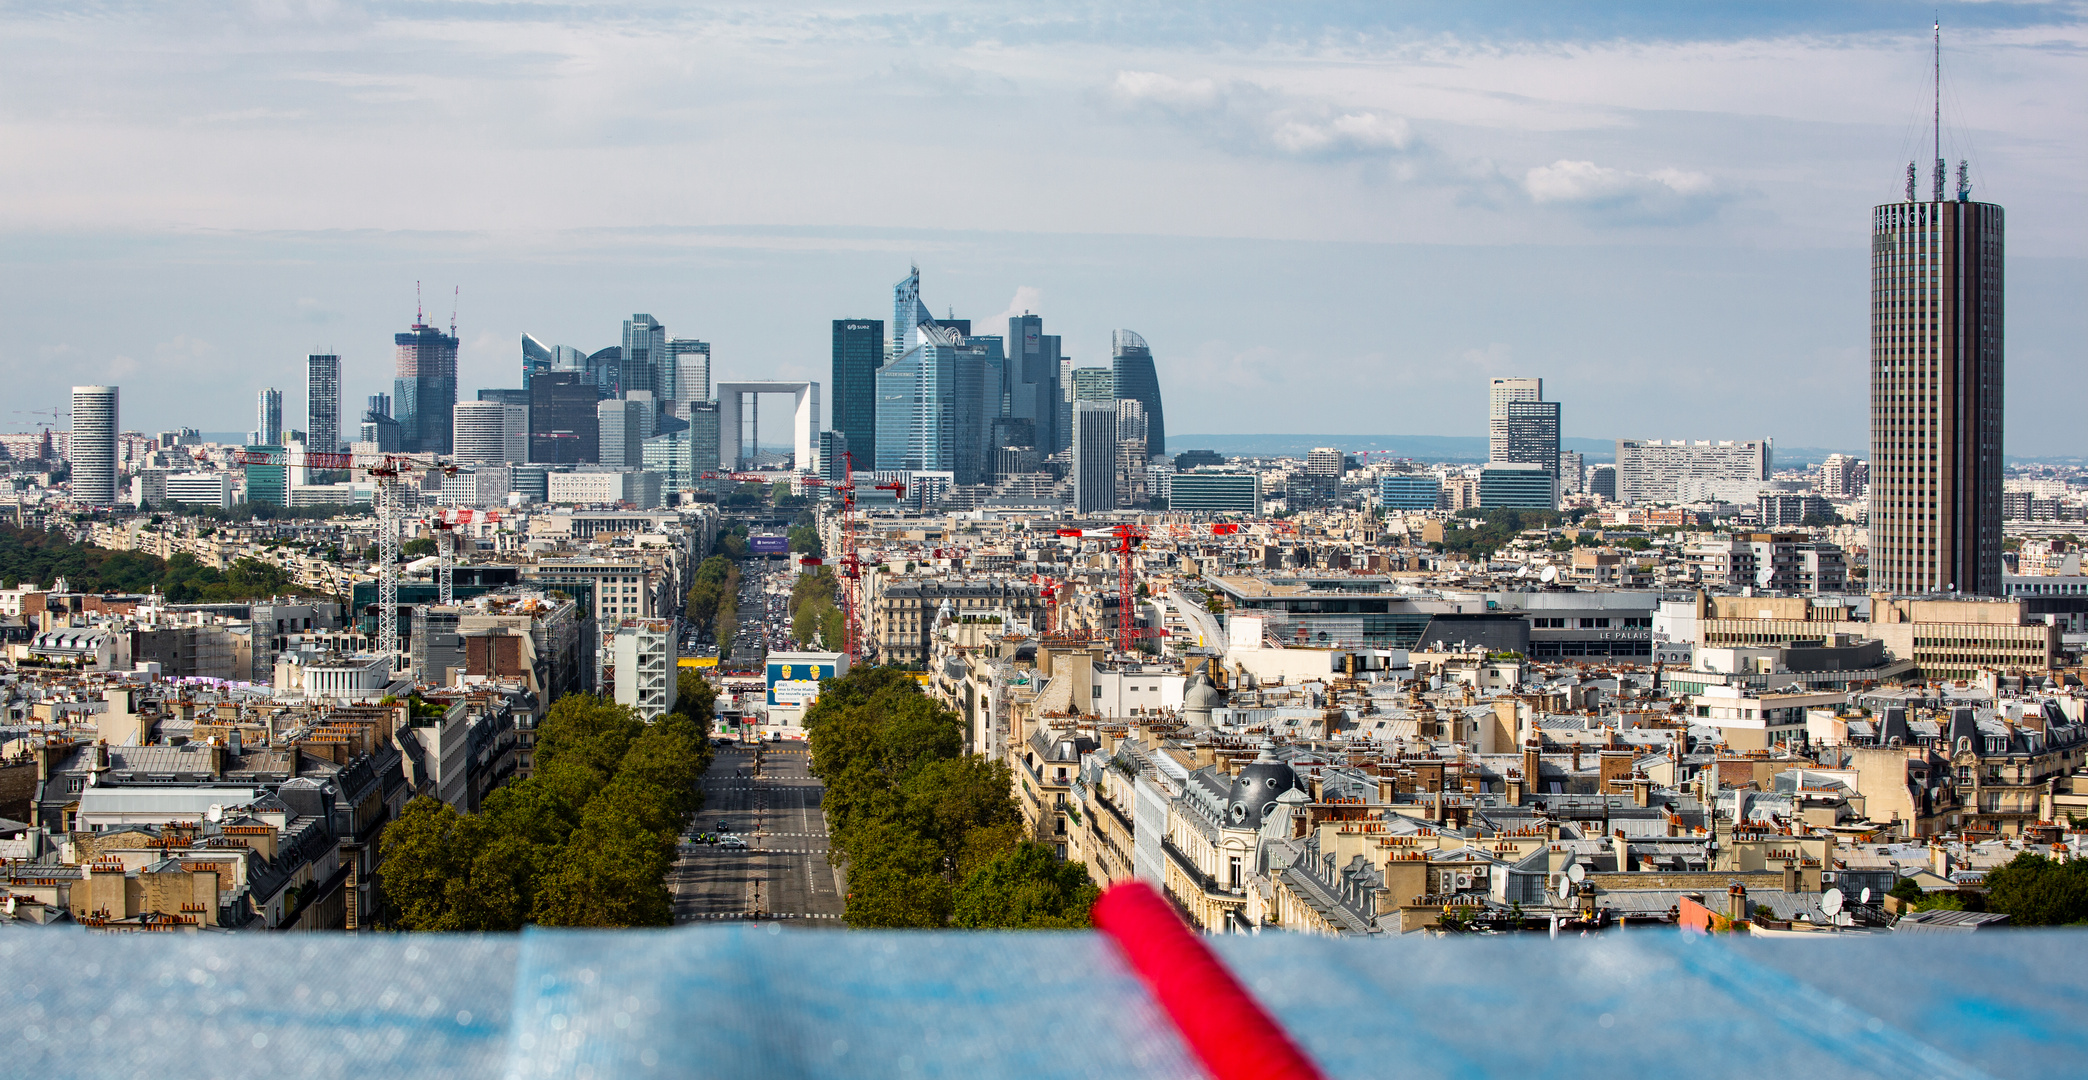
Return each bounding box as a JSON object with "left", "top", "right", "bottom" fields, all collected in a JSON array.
[
  {"left": 1169, "top": 471, "right": 1260, "bottom": 514},
  {"left": 244, "top": 444, "right": 286, "bottom": 506},
  {"left": 394, "top": 321, "right": 459, "bottom": 454},
  {"left": 1070, "top": 367, "right": 1114, "bottom": 402},
  {"left": 455, "top": 400, "right": 528, "bottom": 465},
  {"left": 255, "top": 388, "right": 283, "bottom": 446},
  {"left": 687, "top": 400, "right": 721, "bottom": 474},
  {"left": 478, "top": 388, "right": 531, "bottom": 408},
  {"left": 1588, "top": 464, "right": 1618, "bottom": 501},
  {"left": 1487, "top": 376, "right": 1560, "bottom": 490},
  {"left": 529, "top": 371, "right": 599, "bottom": 465},
  {"left": 69, "top": 385, "right": 118, "bottom": 507},
  {"left": 1115, "top": 400, "right": 1149, "bottom": 507},
  {"left": 1379, "top": 474, "right": 1443, "bottom": 511},
  {"left": 1305, "top": 448, "right": 1343, "bottom": 477},
  {"left": 360, "top": 394, "right": 402, "bottom": 452},
  {"left": 1871, "top": 157, "right": 2004, "bottom": 595},
  {"left": 668, "top": 338, "right": 711, "bottom": 407},
  {"left": 1613, "top": 440, "right": 1772, "bottom": 505},
  {"left": 598, "top": 398, "right": 650, "bottom": 468},
  {"left": 892, "top": 265, "right": 929, "bottom": 364},
  {"left": 1072, "top": 400, "right": 1117, "bottom": 513},
  {"left": 875, "top": 325, "right": 960, "bottom": 473},
  {"left": 831, "top": 320, "right": 884, "bottom": 461},
  {"left": 623, "top": 314, "right": 669, "bottom": 402},
  {"left": 1478, "top": 463, "right": 1555, "bottom": 509},
  {"left": 586, "top": 346, "right": 624, "bottom": 400},
  {"left": 1006, "top": 314, "right": 1063, "bottom": 454},
  {"left": 952, "top": 334, "right": 1003, "bottom": 486},
  {"left": 306, "top": 354, "right": 342, "bottom": 454},
  {"left": 1111, "top": 330, "right": 1165, "bottom": 460},
  {"left": 522, "top": 333, "right": 554, "bottom": 389}
]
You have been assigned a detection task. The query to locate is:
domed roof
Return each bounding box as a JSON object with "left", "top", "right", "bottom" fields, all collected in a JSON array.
[
  {"left": 1223, "top": 753, "right": 1303, "bottom": 831},
  {"left": 1184, "top": 669, "right": 1223, "bottom": 710}
]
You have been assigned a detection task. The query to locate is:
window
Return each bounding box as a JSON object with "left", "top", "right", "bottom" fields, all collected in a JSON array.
[
  {"left": 1229, "top": 856, "right": 1243, "bottom": 889},
  {"left": 1580, "top": 617, "right": 1611, "bottom": 628}
]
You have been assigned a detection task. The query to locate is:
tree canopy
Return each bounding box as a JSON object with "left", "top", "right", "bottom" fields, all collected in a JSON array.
[
  {"left": 0, "top": 526, "right": 293, "bottom": 601},
  {"left": 1981, "top": 853, "right": 2088, "bottom": 926},
  {"left": 378, "top": 691, "right": 714, "bottom": 930},
  {"left": 804, "top": 666, "right": 1097, "bottom": 929}
]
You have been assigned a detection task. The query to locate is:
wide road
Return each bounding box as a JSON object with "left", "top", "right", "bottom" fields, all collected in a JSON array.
[{"left": 671, "top": 742, "right": 845, "bottom": 924}]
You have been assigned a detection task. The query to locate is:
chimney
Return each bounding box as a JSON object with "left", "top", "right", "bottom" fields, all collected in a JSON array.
[
  {"left": 1727, "top": 882, "right": 1749, "bottom": 924},
  {"left": 1523, "top": 742, "right": 1542, "bottom": 796},
  {"left": 1782, "top": 858, "right": 1798, "bottom": 894}
]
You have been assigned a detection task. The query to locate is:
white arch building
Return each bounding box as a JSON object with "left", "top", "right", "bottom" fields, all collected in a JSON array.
[{"left": 714, "top": 381, "right": 819, "bottom": 472}]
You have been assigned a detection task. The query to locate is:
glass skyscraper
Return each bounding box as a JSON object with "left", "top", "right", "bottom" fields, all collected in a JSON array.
[
  {"left": 254, "top": 388, "right": 283, "bottom": 446},
  {"left": 875, "top": 332, "right": 958, "bottom": 473},
  {"left": 529, "top": 371, "right": 599, "bottom": 465},
  {"left": 393, "top": 325, "right": 458, "bottom": 454},
  {"left": 1110, "top": 330, "right": 1165, "bottom": 460},
  {"left": 624, "top": 314, "right": 669, "bottom": 402},
  {"left": 831, "top": 319, "right": 884, "bottom": 467},
  {"left": 1006, "top": 314, "right": 1063, "bottom": 454}
]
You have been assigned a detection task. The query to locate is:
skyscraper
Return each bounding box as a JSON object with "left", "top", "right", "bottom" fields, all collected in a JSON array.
[
  {"left": 1072, "top": 400, "right": 1117, "bottom": 513},
  {"left": 306, "top": 354, "right": 342, "bottom": 454},
  {"left": 1111, "top": 330, "right": 1165, "bottom": 460},
  {"left": 1487, "top": 376, "right": 1560, "bottom": 498},
  {"left": 70, "top": 385, "right": 118, "bottom": 507},
  {"left": 454, "top": 400, "right": 528, "bottom": 466},
  {"left": 598, "top": 398, "right": 651, "bottom": 468},
  {"left": 624, "top": 314, "right": 669, "bottom": 402},
  {"left": 522, "top": 333, "right": 554, "bottom": 389},
  {"left": 891, "top": 266, "right": 934, "bottom": 365},
  {"left": 831, "top": 320, "right": 884, "bottom": 465},
  {"left": 529, "top": 371, "right": 599, "bottom": 465},
  {"left": 668, "top": 338, "right": 711, "bottom": 407},
  {"left": 875, "top": 326, "right": 958, "bottom": 473},
  {"left": 360, "top": 394, "right": 401, "bottom": 452},
  {"left": 254, "top": 388, "right": 283, "bottom": 446},
  {"left": 394, "top": 323, "right": 459, "bottom": 454},
  {"left": 1006, "top": 314, "right": 1063, "bottom": 454},
  {"left": 1870, "top": 156, "right": 2004, "bottom": 595}
]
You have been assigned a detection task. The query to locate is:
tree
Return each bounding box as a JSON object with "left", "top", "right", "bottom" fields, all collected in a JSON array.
[
  {"left": 1982, "top": 853, "right": 2088, "bottom": 926},
  {"left": 532, "top": 788, "right": 676, "bottom": 927},
  {"left": 377, "top": 796, "right": 466, "bottom": 930},
  {"left": 674, "top": 668, "right": 717, "bottom": 728},
  {"left": 952, "top": 842, "right": 1100, "bottom": 928}
]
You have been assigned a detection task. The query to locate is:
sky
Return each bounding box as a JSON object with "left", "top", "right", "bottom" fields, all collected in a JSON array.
[{"left": 1, "top": 1, "right": 2083, "bottom": 455}]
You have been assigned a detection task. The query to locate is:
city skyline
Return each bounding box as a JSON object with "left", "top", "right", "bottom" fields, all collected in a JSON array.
[{"left": 0, "top": 6, "right": 2081, "bottom": 452}]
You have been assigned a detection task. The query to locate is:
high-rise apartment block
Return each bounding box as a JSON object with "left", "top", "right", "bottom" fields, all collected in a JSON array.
[
  {"left": 1614, "top": 439, "right": 1772, "bottom": 505},
  {"left": 1305, "top": 448, "right": 1344, "bottom": 477},
  {"left": 1111, "top": 330, "right": 1165, "bottom": 460},
  {"left": 70, "top": 385, "right": 118, "bottom": 507},
  {"left": 1820, "top": 453, "right": 1869, "bottom": 498},
  {"left": 306, "top": 354, "right": 342, "bottom": 454},
  {"left": 831, "top": 320, "right": 883, "bottom": 460},
  {"left": 1869, "top": 165, "right": 2004, "bottom": 595},
  {"left": 1487, "top": 377, "right": 1561, "bottom": 493},
  {"left": 394, "top": 324, "right": 459, "bottom": 454},
  {"left": 254, "top": 388, "right": 283, "bottom": 447}
]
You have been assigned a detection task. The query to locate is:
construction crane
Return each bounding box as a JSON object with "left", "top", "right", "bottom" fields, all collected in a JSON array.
[
  {"left": 231, "top": 448, "right": 456, "bottom": 668},
  {"left": 1056, "top": 523, "right": 1149, "bottom": 653},
  {"left": 426, "top": 507, "right": 504, "bottom": 605}
]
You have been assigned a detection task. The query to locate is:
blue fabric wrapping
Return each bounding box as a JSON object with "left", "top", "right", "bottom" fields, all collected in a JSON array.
[{"left": 5, "top": 927, "right": 2086, "bottom": 1079}]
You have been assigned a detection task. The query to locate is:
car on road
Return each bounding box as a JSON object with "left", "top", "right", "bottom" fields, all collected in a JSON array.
[{"left": 719, "top": 835, "right": 748, "bottom": 850}]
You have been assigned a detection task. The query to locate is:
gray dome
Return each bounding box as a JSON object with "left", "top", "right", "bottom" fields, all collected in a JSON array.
[
  {"left": 1184, "top": 669, "right": 1222, "bottom": 711},
  {"left": 1224, "top": 755, "right": 1303, "bottom": 831}
]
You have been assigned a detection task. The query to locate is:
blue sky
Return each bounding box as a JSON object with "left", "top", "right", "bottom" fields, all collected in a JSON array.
[{"left": 1, "top": 2, "right": 2083, "bottom": 453}]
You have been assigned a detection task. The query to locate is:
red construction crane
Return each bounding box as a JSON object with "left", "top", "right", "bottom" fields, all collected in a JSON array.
[{"left": 1056, "top": 523, "right": 1149, "bottom": 653}]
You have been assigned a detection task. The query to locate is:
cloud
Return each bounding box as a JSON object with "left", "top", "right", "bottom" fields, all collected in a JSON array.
[
  {"left": 983, "top": 285, "right": 1044, "bottom": 329},
  {"left": 1522, "top": 159, "right": 1723, "bottom": 223},
  {"left": 1106, "top": 70, "right": 1416, "bottom": 161}
]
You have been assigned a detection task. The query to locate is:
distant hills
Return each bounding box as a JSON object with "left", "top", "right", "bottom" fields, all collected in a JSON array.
[{"left": 1169, "top": 434, "right": 1868, "bottom": 468}]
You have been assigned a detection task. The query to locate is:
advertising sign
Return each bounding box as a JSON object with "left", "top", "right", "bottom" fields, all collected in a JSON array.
[
  {"left": 766, "top": 660, "right": 837, "bottom": 707},
  {"left": 750, "top": 533, "right": 790, "bottom": 555}
]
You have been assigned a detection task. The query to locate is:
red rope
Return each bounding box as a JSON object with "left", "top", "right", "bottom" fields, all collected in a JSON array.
[{"left": 1092, "top": 881, "right": 1328, "bottom": 1080}]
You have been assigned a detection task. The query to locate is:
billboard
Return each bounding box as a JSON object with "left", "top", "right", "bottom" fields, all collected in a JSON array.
[
  {"left": 750, "top": 533, "right": 790, "bottom": 555},
  {"left": 766, "top": 658, "right": 839, "bottom": 707}
]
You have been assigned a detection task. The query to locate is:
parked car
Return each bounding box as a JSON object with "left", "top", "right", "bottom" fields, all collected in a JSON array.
[{"left": 719, "top": 835, "right": 748, "bottom": 850}]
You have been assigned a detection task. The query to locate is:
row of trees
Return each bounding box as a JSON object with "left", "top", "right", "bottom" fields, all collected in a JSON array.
[
  {"left": 1890, "top": 852, "right": 2088, "bottom": 926},
  {"left": 684, "top": 554, "right": 741, "bottom": 655},
  {"left": 377, "top": 674, "right": 716, "bottom": 929},
  {"left": 1433, "top": 508, "right": 1572, "bottom": 561},
  {"left": 805, "top": 667, "right": 1098, "bottom": 928},
  {"left": 0, "top": 525, "right": 294, "bottom": 602},
  {"left": 789, "top": 566, "right": 846, "bottom": 651}
]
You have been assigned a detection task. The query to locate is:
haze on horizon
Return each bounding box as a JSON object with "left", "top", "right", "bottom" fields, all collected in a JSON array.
[{"left": 1, "top": 2, "right": 2082, "bottom": 454}]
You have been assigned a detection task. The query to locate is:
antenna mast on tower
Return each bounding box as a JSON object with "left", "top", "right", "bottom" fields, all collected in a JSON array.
[
  {"left": 450, "top": 286, "right": 459, "bottom": 339},
  {"left": 1932, "top": 20, "right": 1945, "bottom": 202},
  {"left": 416, "top": 281, "right": 424, "bottom": 327}
]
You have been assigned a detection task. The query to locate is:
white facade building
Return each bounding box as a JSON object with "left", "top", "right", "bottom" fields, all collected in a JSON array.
[{"left": 612, "top": 620, "right": 678, "bottom": 721}]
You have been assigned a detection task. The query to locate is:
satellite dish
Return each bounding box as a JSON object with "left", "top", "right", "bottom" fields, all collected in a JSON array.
[
  {"left": 1540, "top": 566, "right": 1559, "bottom": 584},
  {"left": 1821, "top": 888, "right": 1844, "bottom": 916},
  {"left": 1860, "top": 887, "right": 1873, "bottom": 906},
  {"left": 1551, "top": 873, "right": 1571, "bottom": 898},
  {"left": 205, "top": 804, "right": 224, "bottom": 823},
  {"left": 1567, "top": 863, "right": 1586, "bottom": 884}
]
